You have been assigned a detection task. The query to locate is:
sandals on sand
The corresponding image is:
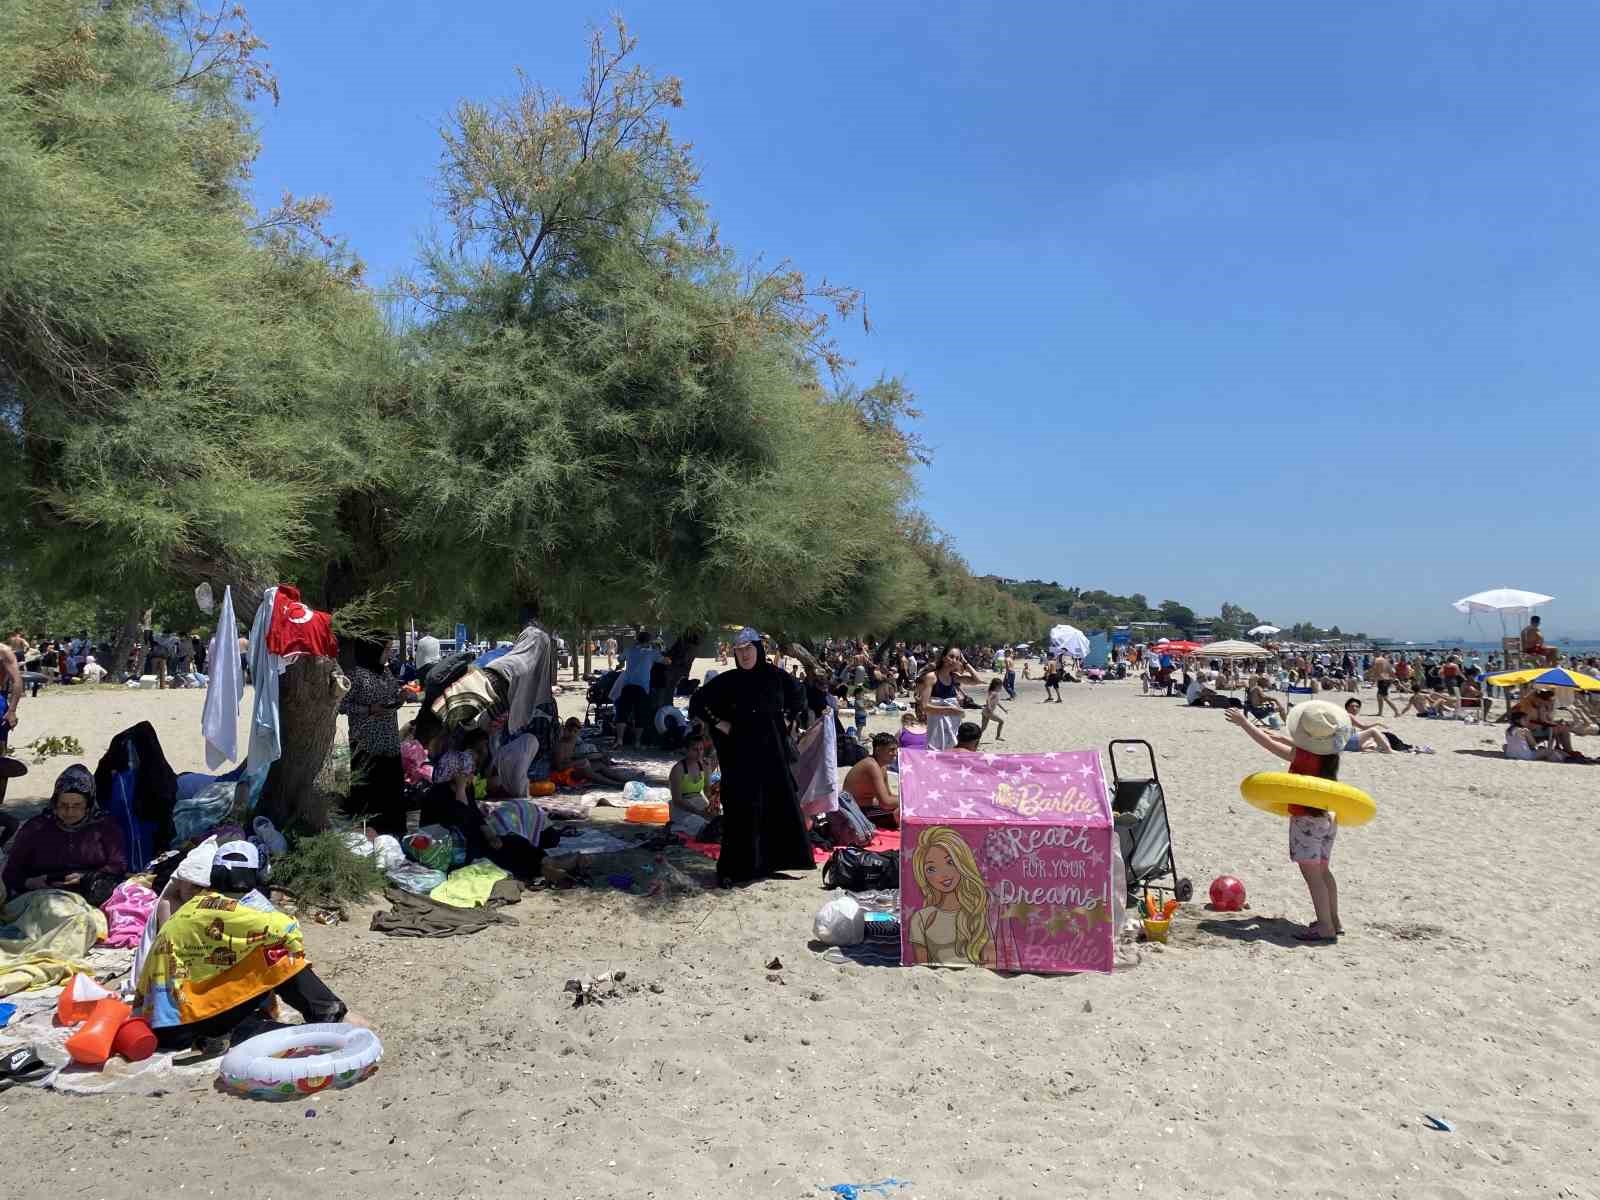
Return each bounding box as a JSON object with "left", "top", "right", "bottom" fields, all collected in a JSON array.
[{"left": 0, "top": 1047, "right": 50, "bottom": 1091}]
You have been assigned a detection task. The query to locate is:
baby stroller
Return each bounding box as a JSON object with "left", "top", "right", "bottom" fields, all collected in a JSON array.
[
  {"left": 586, "top": 668, "right": 620, "bottom": 731},
  {"left": 1108, "top": 739, "right": 1192, "bottom": 905}
]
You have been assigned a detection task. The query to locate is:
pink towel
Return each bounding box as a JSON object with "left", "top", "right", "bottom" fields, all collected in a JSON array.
[{"left": 101, "top": 881, "right": 158, "bottom": 948}]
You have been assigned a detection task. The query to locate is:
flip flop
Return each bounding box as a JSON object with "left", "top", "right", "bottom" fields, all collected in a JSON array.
[
  {"left": 0, "top": 1047, "right": 49, "bottom": 1091},
  {"left": 1293, "top": 928, "right": 1337, "bottom": 944}
]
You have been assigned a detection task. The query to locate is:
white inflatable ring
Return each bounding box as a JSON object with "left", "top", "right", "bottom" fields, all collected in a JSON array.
[{"left": 220, "top": 1023, "right": 382, "bottom": 1100}]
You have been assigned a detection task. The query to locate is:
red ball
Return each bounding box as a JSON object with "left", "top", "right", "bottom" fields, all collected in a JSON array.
[{"left": 1209, "top": 875, "right": 1247, "bottom": 911}]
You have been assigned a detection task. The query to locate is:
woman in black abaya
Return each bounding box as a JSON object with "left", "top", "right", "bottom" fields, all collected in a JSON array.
[{"left": 688, "top": 628, "right": 813, "bottom": 885}]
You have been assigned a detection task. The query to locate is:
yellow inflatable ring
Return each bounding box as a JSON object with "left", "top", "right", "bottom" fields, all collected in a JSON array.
[{"left": 1240, "top": 771, "right": 1376, "bottom": 827}]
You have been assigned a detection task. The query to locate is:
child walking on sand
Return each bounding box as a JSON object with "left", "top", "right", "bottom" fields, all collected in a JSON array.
[
  {"left": 980, "top": 678, "right": 1008, "bottom": 742},
  {"left": 1224, "top": 701, "right": 1351, "bottom": 944}
]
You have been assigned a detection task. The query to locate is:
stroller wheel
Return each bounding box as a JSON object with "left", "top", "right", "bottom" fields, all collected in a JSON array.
[{"left": 1175, "top": 878, "right": 1194, "bottom": 902}]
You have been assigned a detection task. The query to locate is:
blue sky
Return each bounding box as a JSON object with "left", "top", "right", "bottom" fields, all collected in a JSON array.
[{"left": 247, "top": 2, "right": 1600, "bottom": 638}]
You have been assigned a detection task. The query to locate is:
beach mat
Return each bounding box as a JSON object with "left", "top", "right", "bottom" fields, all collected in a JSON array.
[{"left": 684, "top": 827, "right": 899, "bottom": 864}]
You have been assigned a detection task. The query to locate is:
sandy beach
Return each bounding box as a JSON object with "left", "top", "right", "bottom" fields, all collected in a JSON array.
[{"left": 2, "top": 663, "right": 1596, "bottom": 1200}]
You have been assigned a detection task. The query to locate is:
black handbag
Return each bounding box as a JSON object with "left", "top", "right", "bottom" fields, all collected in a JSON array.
[{"left": 821, "top": 846, "right": 900, "bottom": 891}]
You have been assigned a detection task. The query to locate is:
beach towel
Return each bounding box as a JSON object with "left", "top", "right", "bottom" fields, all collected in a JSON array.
[
  {"left": 369, "top": 887, "right": 517, "bottom": 938},
  {"left": 201, "top": 586, "right": 244, "bottom": 769},
  {"left": 0, "top": 890, "right": 105, "bottom": 997},
  {"left": 793, "top": 717, "right": 839, "bottom": 817},
  {"left": 483, "top": 623, "right": 554, "bottom": 733},
  {"left": 101, "top": 881, "right": 158, "bottom": 949},
  {"left": 245, "top": 586, "right": 284, "bottom": 777},
  {"left": 484, "top": 796, "right": 548, "bottom": 846},
  {"left": 134, "top": 892, "right": 305, "bottom": 1028},
  {"left": 428, "top": 861, "right": 510, "bottom": 909}
]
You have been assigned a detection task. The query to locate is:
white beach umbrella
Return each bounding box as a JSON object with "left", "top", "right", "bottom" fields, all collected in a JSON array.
[
  {"left": 1452, "top": 587, "right": 1554, "bottom": 637},
  {"left": 1247, "top": 624, "right": 1280, "bottom": 636},
  {"left": 1451, "top": 588, "right": 1553, "bottom": 617},
  {"left": 1048, "top": 624, "right": 1091, "bottom": 658},
  {"left": 1191, "top": 639, "right": 1270, "bottom": 659}
]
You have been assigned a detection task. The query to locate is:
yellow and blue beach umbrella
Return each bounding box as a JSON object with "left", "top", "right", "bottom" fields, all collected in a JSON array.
[{"left": 1485, "top": 666, "right": 1600, "bottom": 692}]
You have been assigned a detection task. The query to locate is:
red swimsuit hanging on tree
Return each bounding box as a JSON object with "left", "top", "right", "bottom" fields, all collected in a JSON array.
[{"left": 265, "top": 585, "right": 339, "bottom": 660}]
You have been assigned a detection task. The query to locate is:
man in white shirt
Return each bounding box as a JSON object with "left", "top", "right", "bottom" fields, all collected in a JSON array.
[{"left": 81, "top": 655, "right": 107, "bottom": 684}]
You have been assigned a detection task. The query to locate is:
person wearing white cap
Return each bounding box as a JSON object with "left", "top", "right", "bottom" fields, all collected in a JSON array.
[
  {"left": 1224, "top": 700, "right": 1353, "bottom": 944},
  {"left": 134, "top": 839, "right": 350, "bottom": 1050}
]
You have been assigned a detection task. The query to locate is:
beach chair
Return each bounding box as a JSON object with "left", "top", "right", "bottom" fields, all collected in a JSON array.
[
  {"left": 1501, "top": 636, "right": 1528, "bottom": 670},
  {"left": 1283, "top": 682, "right": 1317, "bottom": 712},
  {"left": 1108, "top": 740, "right": 1192, "bottom": 905}
]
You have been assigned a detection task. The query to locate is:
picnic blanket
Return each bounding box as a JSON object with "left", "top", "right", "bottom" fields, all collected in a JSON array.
[
  {"left": 685, "top": 827, "right": 900, "bottom": 865},
  {"left": 0, "top": 889, "right": 105, "bottom": 997}
]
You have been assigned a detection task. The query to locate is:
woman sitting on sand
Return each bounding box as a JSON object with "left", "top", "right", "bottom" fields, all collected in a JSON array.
[
  {"left": 668, "top": 722, "right": 721, "bottom": 838},
  {"left": 1, "top": 765, "right": 126, "bottom": 902},
  {"left": 1502, "top": 711, "right": 1591, "bottom": 763},
  {"left": 420, "top": 730, "right": 546, "bottom": 880}
]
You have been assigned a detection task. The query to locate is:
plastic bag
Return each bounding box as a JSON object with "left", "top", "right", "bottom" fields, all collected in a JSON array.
[
  {"left": 404, "top": 825, "right": 459, "bottom": 871},
  {"left": 813, "top": 894, "right": 866, "bottom": 947},
  {"left": 252, "top": 816, "right": 288, "bottom": 856},
  {"left": 371, "top": 834, "right": 406, "bottom": 872},
  {"left": 385, "top": 861, "right": 447, "bottom": 895}
]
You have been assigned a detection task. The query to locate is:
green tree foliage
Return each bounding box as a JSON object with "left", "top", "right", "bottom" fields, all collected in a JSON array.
[
  {"left": 2, "top": 5, "right": 1041, "bottom": 683},
  {"left": 399, "top": 21, "right": 1038, "bottom": 645},
  {"left": 0, "top": 0, "right": 396, "bottom": 610}
]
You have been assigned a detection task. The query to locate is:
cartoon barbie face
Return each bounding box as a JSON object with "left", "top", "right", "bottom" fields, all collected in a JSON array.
[
  {"left": 910, "top": 826, "right": 996, "bottom": 968},
  {"left": 922, "top": 844, "right": 960, "bottom": 895}
]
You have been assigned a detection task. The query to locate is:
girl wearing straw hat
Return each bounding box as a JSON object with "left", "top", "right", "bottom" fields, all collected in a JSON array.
[{"left": 1224, "top": 701, "right": 1353, "bottom": 944}]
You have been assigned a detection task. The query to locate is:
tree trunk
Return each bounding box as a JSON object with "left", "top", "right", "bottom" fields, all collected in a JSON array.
[
  {"left": 259, "top": 655, "right": 349, "bottom": 832},
  {"left": 110, "top": 606, "right": 144, "bottom": 683}
]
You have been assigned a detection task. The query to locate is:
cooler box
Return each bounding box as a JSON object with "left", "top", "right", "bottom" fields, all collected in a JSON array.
[{"left": 899, "top": 748, "right": 1115, "bottom": 974}]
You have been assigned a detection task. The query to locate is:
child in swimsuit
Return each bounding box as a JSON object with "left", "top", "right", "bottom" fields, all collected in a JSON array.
[{"left": 1224, "top": 701, "right": 1351, "bottom": 943}]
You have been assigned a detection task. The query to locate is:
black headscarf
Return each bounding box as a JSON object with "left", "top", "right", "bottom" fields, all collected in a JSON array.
[{"left": 50, "top": 763, "right": 100, "bottom": 830}]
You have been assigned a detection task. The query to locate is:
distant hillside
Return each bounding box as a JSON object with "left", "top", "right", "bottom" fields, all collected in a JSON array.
[{"left": 986, "top": 578, "right": 1367, "bottom": 643}]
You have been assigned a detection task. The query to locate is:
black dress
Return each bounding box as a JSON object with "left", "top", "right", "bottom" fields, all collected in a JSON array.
[{"left": 689, "top": 657, "right": 814, "bottom": 884}]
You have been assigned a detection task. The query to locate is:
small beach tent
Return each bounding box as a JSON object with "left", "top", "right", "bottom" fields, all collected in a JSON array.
[{"left": 1085, "top": 632, "right": 1110, "bottom": 669}]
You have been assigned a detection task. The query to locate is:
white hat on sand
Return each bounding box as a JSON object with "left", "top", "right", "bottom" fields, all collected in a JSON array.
[{"left": 1287, "top": 700, "right": 1351, "bottom": 756}]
